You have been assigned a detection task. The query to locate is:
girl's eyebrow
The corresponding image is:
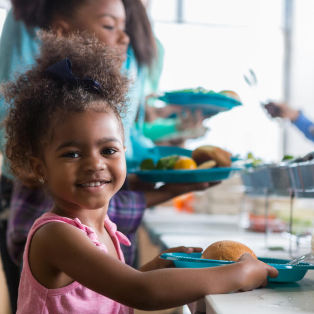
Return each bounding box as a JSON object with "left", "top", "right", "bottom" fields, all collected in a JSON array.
[
  {"left": 56, "top": 140, "right": 81, "bottom": 151},
  {"left": 98, "top": 13, "right": 118, "bottom": 20},
  {"left": 56, "top": 138, "right": 121, "bottom": 151},
  {"left": 96, "top": 137, "right": 121, "bottom": 146}
]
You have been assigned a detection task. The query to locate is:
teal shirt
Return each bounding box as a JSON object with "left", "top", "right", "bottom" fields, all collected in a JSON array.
[
  {"left": 0, "top": 10, "right": 39, "bottom": 179},
  {"left": 0, "top": 10, "right": 151, "bottom": 175}
]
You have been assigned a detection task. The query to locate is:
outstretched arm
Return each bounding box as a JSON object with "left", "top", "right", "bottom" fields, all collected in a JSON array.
[{"left": 31, "top": 222, "right": 278, "bottom": 311}]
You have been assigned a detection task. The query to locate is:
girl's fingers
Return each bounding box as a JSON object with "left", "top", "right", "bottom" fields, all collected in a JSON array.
[
  {"left": 267, "top": 266, "right": 279, "bottom": 278},
  {"left": 163, "top": 246, "right": 203, "bottom": 254}
]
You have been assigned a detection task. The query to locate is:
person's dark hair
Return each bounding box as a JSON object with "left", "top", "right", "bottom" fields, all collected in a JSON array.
[
  {"left": 11, "top": 0, "right": 86, "bottom": 29},
  {"left": 11, "top": 0, "right": 157, "bottom": 68},
  {"left": 2, "top": 31, "right": 129, "bottom": 181},
  {"left": 122, "top": 0, "right": 157, "bottom": 68}
]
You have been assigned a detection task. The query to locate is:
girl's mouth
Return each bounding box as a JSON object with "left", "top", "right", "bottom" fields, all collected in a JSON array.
[
  {"left": 80, "top": 181, "right": 108, "bottom": 187},
  {"left": 77, "top": 181, "right": 111, "bottom": 192}
]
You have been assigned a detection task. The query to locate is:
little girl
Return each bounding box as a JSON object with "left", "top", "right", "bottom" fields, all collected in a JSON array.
[{"left": 2, "top": 32, "right": 278, "bottom": 313}]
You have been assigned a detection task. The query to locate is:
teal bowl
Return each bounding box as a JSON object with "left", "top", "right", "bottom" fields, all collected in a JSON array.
[{"left": 160, "top": 252, "right": 314, "bottom": 282}]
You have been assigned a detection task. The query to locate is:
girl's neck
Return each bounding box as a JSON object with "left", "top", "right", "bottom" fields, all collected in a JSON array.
[{"left": 51, "top": 203, "right": 109, "bottom": 233}]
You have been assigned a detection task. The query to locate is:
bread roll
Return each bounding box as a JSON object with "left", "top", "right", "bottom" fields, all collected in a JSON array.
[
  {"left": 201, "top": 240, "right": 257, "bottom": 261},
  {"left": 197, "top": 160, "right": 217, "bottom": 169},
  {"left": 219, "top": 90, "right": 241, "bottom": 102},
  {"left": 192, "top": 146, "right": 232, "bottom": 167}
]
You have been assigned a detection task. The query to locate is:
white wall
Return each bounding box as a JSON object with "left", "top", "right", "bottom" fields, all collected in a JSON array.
[{"left": 151, "top": 0, "right": 285, "bottom": 162}]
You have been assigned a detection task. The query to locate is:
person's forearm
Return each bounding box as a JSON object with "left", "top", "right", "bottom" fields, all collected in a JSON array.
[
  {"left": 143, "top": 188, "right": 177, "bottom": 208},
  {"left": 286, "top": 108, "right": 299, "bottom": 121},
  {"left": 127, "top": 263, "right": 245, "bottom": 311}
]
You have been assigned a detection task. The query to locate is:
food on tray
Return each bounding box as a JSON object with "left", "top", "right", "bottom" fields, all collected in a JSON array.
[
  {"left": 173, "top": 156, "right": 197, "bottom": 170},
  {"left": 140, "top": 158, "right": 155, "bottom": 170},
  {"left": 282, "top": 155, "right": 294, "bottom": 161},
  {"left": 219, "top": 90, "right": 241, "bottom": 102},
  {"left": 201, "top": 240, "right": 257, "bottom": 261},
  {"left": 246, "top": 152, "right": 264, "bottom": 167},
  {"left": 139, "top": 145, "right": 233, "bottom": 171},
  {"left": 167, "top": 87, "right": 241, "bottom": 102},
  {"left": 156, "top": 155, "right": 180, "bottom": 170},
  {"left": 197, "top": 160, "right": 217, "bottom": 169},
  {"left": 169, "top": 87, "right": 216, "bottom": 94},
  {"left": 192, "top": 146, "right": 232, "bottom": 167}
]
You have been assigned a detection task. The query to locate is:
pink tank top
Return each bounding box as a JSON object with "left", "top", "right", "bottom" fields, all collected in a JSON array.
[{"left": 17, "top": 213, "right": 134, "bottom": 314}]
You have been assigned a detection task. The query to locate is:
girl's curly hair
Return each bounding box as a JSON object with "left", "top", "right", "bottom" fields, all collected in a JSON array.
[{"left": 2, "top": 31, "right": 129, "bottom": 182}]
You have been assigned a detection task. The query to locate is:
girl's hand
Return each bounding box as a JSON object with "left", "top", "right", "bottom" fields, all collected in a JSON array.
[
  {"left": 139, "top": 246, "right": 203, "bottom": 272},
  {"left": 237, "top": 253, "right": 278, "bottom": 291}
]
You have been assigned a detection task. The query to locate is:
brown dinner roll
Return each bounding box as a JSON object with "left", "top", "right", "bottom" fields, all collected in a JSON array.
[
  {"left": 192, "top": 146, "right": 232, "bottom": 167},
  {"left": 201, "top": 240, "right": 257, "bottom": 261},
  {"left": 197, "top": 160, "right": 217, "bottom": 169},
  {"left": 219, "top": 90, "right": 241, "bottom": 102}
]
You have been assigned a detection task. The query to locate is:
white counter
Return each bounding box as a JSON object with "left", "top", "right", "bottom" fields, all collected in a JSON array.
[
  {"left": 143, "top": 207, "right": 314, "bottom": 314},
  {"left": 205, "top": 271, "right": 314, "bottom": 314}
]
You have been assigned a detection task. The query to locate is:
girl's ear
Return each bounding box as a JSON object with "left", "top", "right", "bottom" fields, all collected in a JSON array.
[
  {"left": 123, "top": 146, "right": 127, "bottom": 152},
  {"left": 50, "top": 19, "right": 72, "bottom": 37},
  {"left": 29, "top": 157, "right": 46, "bottom": 181}
]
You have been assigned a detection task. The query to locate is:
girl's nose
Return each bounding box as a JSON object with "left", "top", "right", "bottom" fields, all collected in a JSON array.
[
  {"left": 84, "top": 155, "right": 106, "bottom": 172},
  {"left": 119, "top": 30, "right": 130, "bottom": 46}
]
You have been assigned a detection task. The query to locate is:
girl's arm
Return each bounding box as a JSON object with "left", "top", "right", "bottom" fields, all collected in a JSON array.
[
  {"left": 31, "top": 222, "right": 278, "bottom": 311},
  {"left": 139, "top": 246, "right": 203, "bottom": 272}
]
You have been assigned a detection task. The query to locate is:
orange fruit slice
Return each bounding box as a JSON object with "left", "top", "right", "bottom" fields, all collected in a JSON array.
[{"left": 174, "top": 157, "right": 197, "bottom": 170}]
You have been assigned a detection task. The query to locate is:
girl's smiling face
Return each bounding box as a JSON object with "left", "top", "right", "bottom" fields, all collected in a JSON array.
[
  {"left": 32, "top": 109, "right": 126, "bottom": 212},
  {"left": 53, "top": 0, "right": 130, "bottom": 54}
]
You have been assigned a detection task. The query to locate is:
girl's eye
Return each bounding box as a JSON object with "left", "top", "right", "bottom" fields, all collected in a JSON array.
[
  {"left": 102, "top": 148, "right": 116, "bottom": 155},
  {"left": 103, "top": 25, "right": 114, "bottom": 30},
  {"left": 62, "top": 152, "right": 81, "bottom": 158}
]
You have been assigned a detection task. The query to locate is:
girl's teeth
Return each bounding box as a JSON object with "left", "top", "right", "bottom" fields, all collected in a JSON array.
[{"left": 82, "top": 182, "right": 102, "bottom": 187}]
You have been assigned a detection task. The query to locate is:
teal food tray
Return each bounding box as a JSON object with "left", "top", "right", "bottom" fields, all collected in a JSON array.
[
  {"left": 130, "top": 167, "right": 241, "bottom": 183},
  {"left": 159, "top": 92, "right": 242, "bottom": 116},
  {"left": 128, "top": 146, "right": 241, "bottom": 183},
  {"left": 160, "top": 252, "right": 314, "bottom": 282}
]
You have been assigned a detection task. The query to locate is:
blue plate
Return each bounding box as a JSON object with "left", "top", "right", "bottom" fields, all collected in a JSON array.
[
  {"left": 128, "top": 146, "right": 241, "bottom": 183},
  {"left": 160, "top": 252, "right": 314, "bottom": 282},
  {"left": 159, "top": 92, "right": 242, "bottom": 116}
]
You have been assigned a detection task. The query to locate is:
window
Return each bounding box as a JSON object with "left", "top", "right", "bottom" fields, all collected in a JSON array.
[
  {"left": 0, "top": 0, "right": 10, "bottom": 36},
  {"left": 149, "top": 0, "right": 286, "bottom": 162}
]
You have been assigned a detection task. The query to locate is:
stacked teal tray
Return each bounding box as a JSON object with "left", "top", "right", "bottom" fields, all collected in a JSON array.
[{"left": 160, "top": 252, "right": 314, "bottom": 282}]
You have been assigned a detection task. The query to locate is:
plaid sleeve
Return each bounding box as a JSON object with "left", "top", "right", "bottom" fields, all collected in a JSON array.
[
  {"left": 108, "top": 191, "right": 147, "bottom": 267},
  {"left": 108, "top": 191, "right": 146, "bottom": 235},
  {"left": 6, "top": 180, "right": 53, "bottom": 266}
]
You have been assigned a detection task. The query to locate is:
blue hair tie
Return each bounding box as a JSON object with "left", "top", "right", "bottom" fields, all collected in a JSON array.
[{"left": 46, "top": 58, "right": 102, "bottom": 92}]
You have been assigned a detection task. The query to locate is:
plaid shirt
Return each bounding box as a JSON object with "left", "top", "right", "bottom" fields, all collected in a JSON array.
[{"left": 7, "top": 180, "right": 146, "bottom": 267}]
